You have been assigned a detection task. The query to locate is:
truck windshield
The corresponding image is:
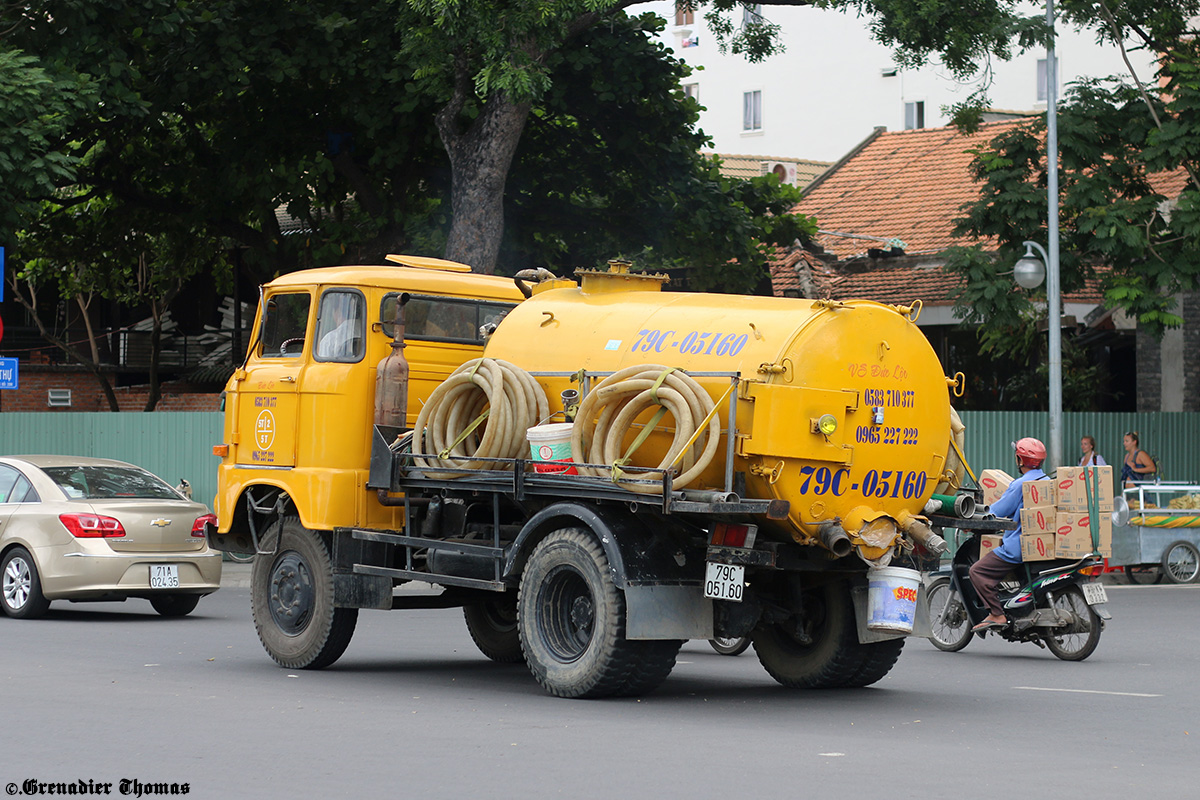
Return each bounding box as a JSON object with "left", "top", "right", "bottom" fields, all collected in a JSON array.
[{"left": 260, "top": 293, "right": 312, "bottom": 358}]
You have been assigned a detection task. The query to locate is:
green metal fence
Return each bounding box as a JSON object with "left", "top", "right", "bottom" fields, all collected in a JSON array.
[
  {"left": 1, "top": 410, "right": 1197, "bottom": 513},
  {"left": 0, "top": 413, "right": 224, "bottom": 507},
  {"left": 958, "top": 411, "right": 1200, "bottom": 482}
]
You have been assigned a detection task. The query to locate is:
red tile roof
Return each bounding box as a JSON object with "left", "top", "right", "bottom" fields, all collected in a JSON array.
[{"left": 795, "top": 121, "right": 1033, "bottom": 260}]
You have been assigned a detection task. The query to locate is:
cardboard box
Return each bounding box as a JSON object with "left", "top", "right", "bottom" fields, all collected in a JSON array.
[
  {"left": 1020, "top": 532, "right": 1056, "bottom": 562},
  {"left": 979, "top": 469, "right": 1013, "bottom": 507},
  {"left": 1021, "top": 479, "right": 1056, "bottom": 508},
  {"left": 1055, "top": 510, "right": 1114, "bottom": 558},
  {"left": 1054, "top": 466, "right": 1114, "bottom": 512},
  {"left": 1020, "top": 505, "right": 1057, "bottom": 536},
  {"left": 979, "top": 534, "right": 1003, "bottom": 559}
]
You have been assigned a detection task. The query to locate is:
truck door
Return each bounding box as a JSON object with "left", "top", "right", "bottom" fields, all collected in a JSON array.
[
  {"left": 235, "top": 291, "right": 310, "bottom": 468},
  {"left": 299, "top": 288, "right": 371, "bottom": 471}
]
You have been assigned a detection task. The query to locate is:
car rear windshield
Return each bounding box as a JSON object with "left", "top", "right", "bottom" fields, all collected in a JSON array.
[{"left": 41, "top": 466, "right": 181, "bottom": 500}]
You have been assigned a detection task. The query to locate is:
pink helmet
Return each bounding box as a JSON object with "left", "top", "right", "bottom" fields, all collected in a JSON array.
[{"left": 1014, "top": 437, "right": 1047, "bottom": 467}]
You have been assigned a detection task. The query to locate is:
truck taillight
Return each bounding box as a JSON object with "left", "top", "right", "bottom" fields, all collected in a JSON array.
[
  {"left": 710, "top": 523, "right": 757, "bottom": 549},
  {"left": 59, "top": 513, "right": 127, "bottom": 538},
  {"left": 192, "top": 513, "right": 217, "bottom": 538}
]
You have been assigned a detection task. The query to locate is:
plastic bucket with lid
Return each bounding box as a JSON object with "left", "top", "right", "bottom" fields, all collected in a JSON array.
[
  {"left": 866, "top": 566, "right": 922, "bottom": 633},
  {"left": 526, "top": 423, "right": 577, "bottom": 475}
]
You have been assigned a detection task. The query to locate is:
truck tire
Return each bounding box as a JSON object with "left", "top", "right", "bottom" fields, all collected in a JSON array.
[
  {"left": 751, "top": 580, "right": 875, "bottom": 689},
  {"left": 252, "top": 517, "right": 358, "bottom": 670},
  {"left": 518, "top": 528, "right": 681, "bottom": 698},
  {"left": 464, "top": 595, "right": 524, "bottom": 663},
  {"left": 841, "top": 638, "right": 905, "bottom": 687}
]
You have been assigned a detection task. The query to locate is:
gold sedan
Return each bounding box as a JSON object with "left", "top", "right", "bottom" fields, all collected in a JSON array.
[{"left": 0, "top": 455, "right": 222, "bottom": 618}]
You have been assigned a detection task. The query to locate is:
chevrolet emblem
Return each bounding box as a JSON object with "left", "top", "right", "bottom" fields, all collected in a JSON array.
[{"left": 151, "top": 518, "right": 172, "bottom": 528}]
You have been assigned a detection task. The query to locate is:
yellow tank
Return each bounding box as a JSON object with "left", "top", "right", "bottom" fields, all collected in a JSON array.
[{"left": 483, "top": 265, "right": 954, "bottom": 562}]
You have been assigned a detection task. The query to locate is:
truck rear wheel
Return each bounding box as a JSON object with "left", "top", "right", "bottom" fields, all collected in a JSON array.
[
  {"left": 518, "top": 528, "right": 681, "bottom": 698},
  {"left": 252, "top": 517, "right": 358, "bottom": 670},
  {"left": 752, "top": 580, "right": 885, "bottom": 689},
  {"left": 464, "top": 595, "right": 524, "bottom": 663}
]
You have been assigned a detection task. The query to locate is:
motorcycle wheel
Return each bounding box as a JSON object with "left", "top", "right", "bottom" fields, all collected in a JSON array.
[
  {"left": 1123, "top": 564, "right": 1162, "bottom": 585},
  {"left": 1044, "top": 585, "right": 1102, "bottom": 662},
  {"left": 709, "top": 637, "right": 751, "bottom": 656},
  {"left": 926, "top": 578, "right": 972, "bottom": 652}
]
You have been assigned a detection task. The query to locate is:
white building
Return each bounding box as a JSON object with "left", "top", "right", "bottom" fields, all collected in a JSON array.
[{"left": 643, "top": 2, "right": 1159, "bottom": 162}]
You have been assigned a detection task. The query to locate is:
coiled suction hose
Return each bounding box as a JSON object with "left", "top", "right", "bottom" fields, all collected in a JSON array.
[
  {"left": 412, "top": 358, "right": 549, "bottom": 478},
  {"left": 570, "top": 365, "right": 721, "bottom": 494}
]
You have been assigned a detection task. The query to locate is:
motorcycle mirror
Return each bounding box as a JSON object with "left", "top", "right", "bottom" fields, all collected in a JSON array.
[{"left": 1111, "top": 495, "right": 1130, "bottom": 527}]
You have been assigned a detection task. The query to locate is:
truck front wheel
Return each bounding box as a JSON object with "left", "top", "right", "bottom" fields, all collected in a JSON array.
[
  {"left": 251, "top": 517, "right": 358, "bottom": 670},
  {"left": 518, "top": 528, "right": 680, "bottom": 698},
  {"left": 752, "top": 579, "right": 885, "bottom": 689}
]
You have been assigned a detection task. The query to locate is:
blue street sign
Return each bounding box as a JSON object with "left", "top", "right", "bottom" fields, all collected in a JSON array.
[{"left": 0, "top": 357, "right": 17, "bottom": 390}]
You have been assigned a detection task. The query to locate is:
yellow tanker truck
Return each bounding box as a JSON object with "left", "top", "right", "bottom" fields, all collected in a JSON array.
[{"left": 210, "top": 256, "right": 973, "bottom": 698}]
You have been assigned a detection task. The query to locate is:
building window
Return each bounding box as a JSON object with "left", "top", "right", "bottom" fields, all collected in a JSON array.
[
  {"left": 1037, "top": 58, "right": 1048, "bottom": 102},
  {"left": 675, "top": 4, "right": 694, "bottom": 26},
  {"left": 683, "top": 83, "right": 699, "bottom": 102},
  {"left": 904, "top": 100, "right": 925, "bottom": 130},
  {"left": 743, "top": 90, "right": 762, "bottom": 131}
]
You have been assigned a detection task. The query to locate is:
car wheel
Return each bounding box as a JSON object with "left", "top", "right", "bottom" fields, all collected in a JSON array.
[
  {"left": 251, "top": 516, "right": 358, "bottom": 669},
  {"left": 149, "top": 594, "right": 201, "bottom": 617},
  {"left": 2, "top": 547, "right": 52, "bottom": 619}
]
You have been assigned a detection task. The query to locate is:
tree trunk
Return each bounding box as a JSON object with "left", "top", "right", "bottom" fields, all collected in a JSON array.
[
  {"left": 143, "top": 301, "right": 163, "bottom": 411},
  {"left": 438, "top": 91, "right": 532, "bottom": 274}
]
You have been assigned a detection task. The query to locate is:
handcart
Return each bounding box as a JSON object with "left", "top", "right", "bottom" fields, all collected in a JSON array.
[{"left": 1110, "top": 483, "right": 1200, "bottom": 584}]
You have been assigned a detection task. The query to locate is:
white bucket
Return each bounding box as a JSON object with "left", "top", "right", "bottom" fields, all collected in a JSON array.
[
  {"left": 866, "top": 566, "right": 922, "bottom": 633},
  {"left": 526, "top": 423, "right": 577, "bottom": 475}
]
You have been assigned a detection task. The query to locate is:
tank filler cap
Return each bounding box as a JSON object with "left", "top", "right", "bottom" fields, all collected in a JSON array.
[{"left": 575, "top": 260, "right": 669, "bottom": 294}]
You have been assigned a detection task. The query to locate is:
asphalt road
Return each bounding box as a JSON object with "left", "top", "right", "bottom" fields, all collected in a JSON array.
[{"left": 2, "top": 571, "right": 1197, "bottom": 799}]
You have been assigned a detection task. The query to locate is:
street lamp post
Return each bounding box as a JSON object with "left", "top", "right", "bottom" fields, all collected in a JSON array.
[
  {"left": 1010, "top": 0, "right": 1062, "bottom": 471},
  {"left": 1015, "top": 238, "right": 1062, "bottom": 473}
]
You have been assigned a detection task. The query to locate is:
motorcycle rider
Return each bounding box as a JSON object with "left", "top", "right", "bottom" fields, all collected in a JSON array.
[{"left": 968, "top": 437, "right": 1048, "bottom": 632}]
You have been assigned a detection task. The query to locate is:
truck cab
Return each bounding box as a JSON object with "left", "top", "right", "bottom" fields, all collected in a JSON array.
[{"left": 212, "top": 258, "right": 523, "bottom": 549}]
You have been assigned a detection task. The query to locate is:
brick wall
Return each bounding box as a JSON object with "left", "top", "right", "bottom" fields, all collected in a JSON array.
[{"left": 0, "top": 367, "right": 220, "bottom": 412}]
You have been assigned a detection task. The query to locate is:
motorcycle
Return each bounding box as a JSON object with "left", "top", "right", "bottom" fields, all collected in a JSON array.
[
  {"left": 926, "top": 534, "right": 1111, "bottom": 661},
  {"left": 708, "top": 637, "right": 751, "bottom": 656}
]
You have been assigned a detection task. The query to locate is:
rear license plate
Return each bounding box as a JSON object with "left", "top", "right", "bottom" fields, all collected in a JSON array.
[
  {"left": 704, "top": 562, "right": 744, "bottom": 602},
  {"left": 150, "top": 564, "right": 180, "bottom": 589},
  {"left": 1082, "top": 582, "right": 1107, "bottom": 605}
]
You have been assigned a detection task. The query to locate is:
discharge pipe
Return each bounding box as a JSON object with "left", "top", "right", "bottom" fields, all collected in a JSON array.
[{"left": 817, "top": 521, "right": 853, "bottom": 558}]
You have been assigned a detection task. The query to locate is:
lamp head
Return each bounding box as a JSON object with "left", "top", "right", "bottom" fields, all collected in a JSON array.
[{"left": 1013, "top": 244, "right": 1046, "bottom": 289}]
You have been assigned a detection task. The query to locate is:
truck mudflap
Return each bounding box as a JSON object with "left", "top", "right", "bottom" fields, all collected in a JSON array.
[{"left": 625, "top": 584, "right": 713, "bottom": 640}]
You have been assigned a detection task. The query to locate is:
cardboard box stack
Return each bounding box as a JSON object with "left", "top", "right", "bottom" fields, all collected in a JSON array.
[
  {"left": 977, "top": 465, "right": 1114, "bottom": 561},
  {"left": 1053, "top": 466, "right": 1114, "bottom": 557}
]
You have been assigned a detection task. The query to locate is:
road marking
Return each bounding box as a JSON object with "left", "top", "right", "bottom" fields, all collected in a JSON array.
[{"left": 1014, "top": 686, "right": 1162, "bottom": 697}]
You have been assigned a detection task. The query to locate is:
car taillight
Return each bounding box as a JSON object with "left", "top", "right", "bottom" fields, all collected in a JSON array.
[
  {"left": 59, "top": 513, "right": 127, "bottom": 538},
  {"left": 192, "top": 513, "right": 217, "bottom": 538},
  {"left": 710, "top": 523, "right": 758, "bottom": 549}
]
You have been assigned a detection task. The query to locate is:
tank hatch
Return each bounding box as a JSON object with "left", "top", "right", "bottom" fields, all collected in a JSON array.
[{"left": 576, "top": 260, "right": 669, "bottom": 295}]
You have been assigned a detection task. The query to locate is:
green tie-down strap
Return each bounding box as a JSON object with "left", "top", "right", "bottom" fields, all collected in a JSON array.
[
  {"left": 610, "top": 405, "right": 669, "bottom": 483},
  {"left": 1085, "top": 465, "right": 1100, "bottom": 553},
  {"left": 438, "top": 408, "right": 490, "bottom": 460}
]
